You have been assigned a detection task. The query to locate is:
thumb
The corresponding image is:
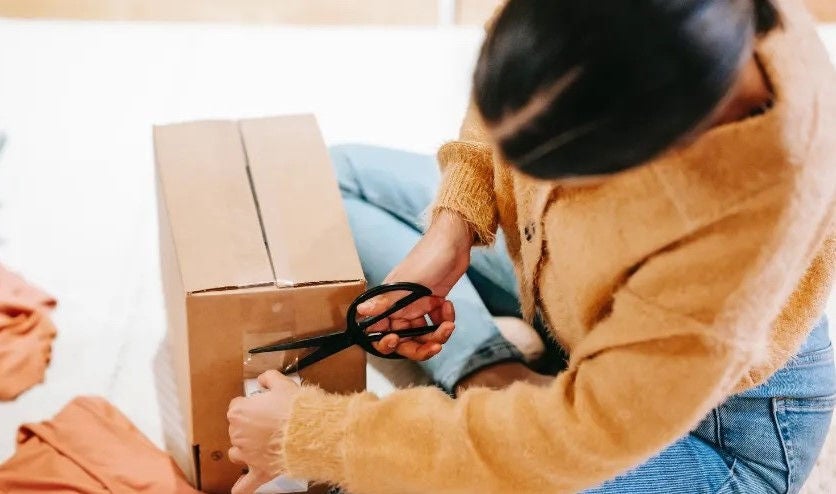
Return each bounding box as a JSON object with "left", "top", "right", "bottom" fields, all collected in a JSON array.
[
  {"left": 257, "top": 369, "right": 286, "bottom": 390},
  {"left": 232, "top": 470, "right": 271, "bottom": 494},
  {"left": 358, "top": 293, "right": 442, "bottom": 321},
  {"left": 356, "top": 292, "right": 400, "bottom": 317}
]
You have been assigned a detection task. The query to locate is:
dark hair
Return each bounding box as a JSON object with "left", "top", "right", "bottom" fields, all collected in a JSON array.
[{"left": 474, "top": 0, "right": 781, "bottom": 180}]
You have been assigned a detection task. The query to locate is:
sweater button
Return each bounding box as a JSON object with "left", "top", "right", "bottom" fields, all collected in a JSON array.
[{"left": 524, "top": 223, "right": 536, "bottom": 242}]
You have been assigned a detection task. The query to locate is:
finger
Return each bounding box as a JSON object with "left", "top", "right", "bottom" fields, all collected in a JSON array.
[
  {"left": 393, "top": 339, "right": 421, "bottom": 359},
  {"left": 228, "top": 447, "right": 245, "bottom": 465},
  {"left": 371, "top": 319, "right": 445, "bottom": 354},
  {"left": 364, "top": 317, "right": 391, "bottom": 335},
  {"left": 415, "top": 321, "right": 449, "bottom": 344},
  {"left": 410, "top": 317, "right": 434, "bottom": 341},
  {"left": 232, "top": 470, "right": 271, "bottom": 494},
  {"left": 421, "top": 343, "right": 443, "bottom": 360},
  {"left": 444, "top": 300, "right": 455, "bottom": 323},
  {"left": 257, "top": 370, "right": 286, "bottom": 390},
  {"left": 228, "top": 418, "right": 247, "bottom": 443},
  {"left": 379, "top": 315, "right": 431, "bottom": 334},
  {"left": 416, "top": 321, "right": 455, "bottom": 345},
  {"left": 410, "top": 317, "right": 428, "bottom": 329},
  {"left": 227, "top": 397, "right": 245, "bottom": 422},
  {"left": 388, "top": 296, "right": 443, "bottom": 320},
  {"left": 410, "top": 342, "right": 443, "bottom": 361},
  {"left": 396, "top": 340, "right": 442, "bottom": 361},
  {"left": 390, "top": 318, "right": 412, "bottom": 330},
  {"left": 427, "top": 300, "right": 455, "bottom": 325},
  {"left": 356, "top": 292, "right": 403, "bottom": 317},
  {"left": 372, "top": 334, "right": 400, "bottom": 355},
  {"left": 359, "top": 294, "right": 443, "bottom": 321}
]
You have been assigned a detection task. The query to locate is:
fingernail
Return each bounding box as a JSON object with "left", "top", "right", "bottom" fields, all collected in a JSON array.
[{"left": 388, "top": 341, "right": 398, "bottom": 350}]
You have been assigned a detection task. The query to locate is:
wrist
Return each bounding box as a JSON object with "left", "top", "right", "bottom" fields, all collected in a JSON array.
[{"left": 429, "top": 209, "right": 474, "bottom": 254}]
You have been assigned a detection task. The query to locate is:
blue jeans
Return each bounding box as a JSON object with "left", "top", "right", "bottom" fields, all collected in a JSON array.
[{"left": 331, "top": 144, "right": 836, "bottom": 493}]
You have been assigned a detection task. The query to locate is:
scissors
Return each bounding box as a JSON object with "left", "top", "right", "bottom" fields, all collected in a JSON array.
[{"left": 248, "top": 282, "right": 441, "bottom": 374}]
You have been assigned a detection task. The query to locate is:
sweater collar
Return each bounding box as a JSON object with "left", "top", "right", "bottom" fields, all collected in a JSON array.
[{"left": 634, "top": 1, "right": 830, "bottom": 204}]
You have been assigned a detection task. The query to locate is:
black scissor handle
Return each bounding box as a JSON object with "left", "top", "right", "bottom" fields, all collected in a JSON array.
[
  {"left": 352, "top": 282, "right": 432, "bottom": 330},
  {"left": 347, "top": 282, "right": 434, "bottom": 359}
]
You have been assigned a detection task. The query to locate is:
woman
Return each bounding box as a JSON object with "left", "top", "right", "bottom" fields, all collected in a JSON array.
[{"left": 228, "top": 0, "right": 836, "bottom": 492}]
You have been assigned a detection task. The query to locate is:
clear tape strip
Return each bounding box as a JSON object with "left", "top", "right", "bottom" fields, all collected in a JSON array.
[{"left": 243, "top": 331, "right": 300, "bottom": 379}]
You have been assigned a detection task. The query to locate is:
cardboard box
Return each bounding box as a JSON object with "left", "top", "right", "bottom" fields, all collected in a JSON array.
[{"left": 155, "top": 115, "right": 367, "bottom": 493}]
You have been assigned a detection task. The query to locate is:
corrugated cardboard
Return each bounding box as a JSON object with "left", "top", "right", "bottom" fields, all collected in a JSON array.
[{"left": 155, "top": 115, "right": 366, "bottom": 493}]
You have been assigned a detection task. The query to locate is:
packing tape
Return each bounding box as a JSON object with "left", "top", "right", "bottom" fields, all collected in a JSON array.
[{"left": 242, "top": 331, "right": 298, "bottom": 379}]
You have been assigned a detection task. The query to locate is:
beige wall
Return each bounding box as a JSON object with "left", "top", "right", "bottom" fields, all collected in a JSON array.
[
  {"left": 0, "top": 0, "right": 439, "bottom": 25},
  {"left": 0, "top": 0, "right": 832, "bottom": 24},
  {"left": 455, "top": 0, "right": 836, "bottom": 24},
  {"left": 456, "top": 0, "right": 500, "bottom": 25},
  {"left": 807, "top": 0, "right": 836, "bottom": 22}
]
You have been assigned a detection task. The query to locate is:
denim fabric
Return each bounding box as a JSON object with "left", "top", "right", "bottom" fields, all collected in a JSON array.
[
  {"left": 586, "top": 318, "right": 835, "bottom": 494},
  {"left": 329, "top": 144, "right": 836, "bottom": 492}
]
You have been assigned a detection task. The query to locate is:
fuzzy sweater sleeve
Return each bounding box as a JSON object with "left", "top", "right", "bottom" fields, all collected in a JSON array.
[
  {"left": 280, "top": 185, "right": 822, "bottom": 493},
  {"left": 430, "top": 6, "right": 504, "bottom": 246},
  {"left": 432, "top": 100, "right": 499, "bottom": 245}
]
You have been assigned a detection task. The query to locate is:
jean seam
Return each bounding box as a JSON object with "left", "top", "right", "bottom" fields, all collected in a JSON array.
[
  {"left": 714, "top": 458, "right": 739, "bottom": 494},
  {"left": 781, "top": 394, "right": 836, "bottom": 412},
  {"left": 771, "top": 398, "right": 793, "bottom": 494},
  {"left": 714, "top": 408, "right": 725, "bottom": 450},
  {"left": 784, "top": 344, "right": 834, "bottom": 368}
]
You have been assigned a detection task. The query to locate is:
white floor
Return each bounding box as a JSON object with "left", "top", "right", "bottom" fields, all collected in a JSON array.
[
  {"left": 0, "top": 18, "right": 486, "bottom": 460},
  {"left": 0, "top": 17, "right": 834, "bottom": 485}
]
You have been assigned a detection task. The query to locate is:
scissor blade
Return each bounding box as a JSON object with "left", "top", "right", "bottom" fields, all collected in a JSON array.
[
  {"left": 282, "top": 337, "right": 354, "bottom": 374},
  {"left": 248, "top": 329, "right": 347, "bottom": 354}
]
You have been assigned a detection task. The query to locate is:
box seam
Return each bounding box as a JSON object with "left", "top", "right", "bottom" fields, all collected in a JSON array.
[
  {"left": 238, "top": 120, "right": 282, "bottom": 291},
  {"left": 187, "top": 279, "right": 365, "bottom": 296}
]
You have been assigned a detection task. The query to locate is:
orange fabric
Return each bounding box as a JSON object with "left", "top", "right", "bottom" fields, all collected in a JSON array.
[
  {"left": 0, "top": 396, "right": 199, "bottom": 494},
  {"left": 0, "top": 265, "right": 56, "bottom": 310},
  {"left": 0, "top": 264, "right": 57, "bottom": 401}
]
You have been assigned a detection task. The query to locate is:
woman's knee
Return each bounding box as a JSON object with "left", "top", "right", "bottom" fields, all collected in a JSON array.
[
  {"left": 329, "top": 144, "right": 440, "bottom": 203},
  {"left": 329, "top": 144, "right": 378, "bottom": 197}
]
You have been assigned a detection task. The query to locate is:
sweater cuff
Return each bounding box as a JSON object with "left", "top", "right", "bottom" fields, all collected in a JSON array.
[
  {"left": 281, "top": 386, "right": 355, "bottom": 483},
  {"left": 431, "top": 142, "right": 498, "bottom": 245}
]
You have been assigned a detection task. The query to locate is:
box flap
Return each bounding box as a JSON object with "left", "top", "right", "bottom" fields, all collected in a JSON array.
[
  {"left": 240, "top": 115, "right": 363, "bottom": 286},
  {"left": 154, "top": 121, "right": 274, "bottom": 293}
]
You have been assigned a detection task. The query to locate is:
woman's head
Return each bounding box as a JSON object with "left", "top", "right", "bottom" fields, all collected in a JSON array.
[{"left": 475, "top": 0, "right": 781, "bottom": 180}]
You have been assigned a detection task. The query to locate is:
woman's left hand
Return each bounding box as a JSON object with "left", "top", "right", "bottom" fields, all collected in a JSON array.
[{"left": 227, "top": 370, "right": 301, "bottom": 494}]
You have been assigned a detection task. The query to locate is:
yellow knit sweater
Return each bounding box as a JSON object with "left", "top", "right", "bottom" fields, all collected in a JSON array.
[{"left": 281, "top": 2, "right": 835, "bottom": 492}]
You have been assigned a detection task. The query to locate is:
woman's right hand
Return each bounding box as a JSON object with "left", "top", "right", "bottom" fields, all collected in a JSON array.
[{"left": 357, "top": 210, "right": 474, "bottom": 360}]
